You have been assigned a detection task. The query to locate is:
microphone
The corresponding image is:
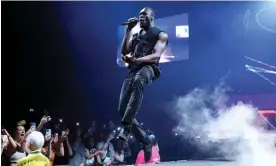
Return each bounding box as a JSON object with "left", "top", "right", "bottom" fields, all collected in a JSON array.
[{"left": 121, "top": 18, "right": 138, "bottom": 25}]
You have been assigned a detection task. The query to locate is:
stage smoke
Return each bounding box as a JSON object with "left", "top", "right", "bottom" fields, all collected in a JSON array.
[{"left": 171, "top": 85, "right": 276, "bottom": 166}]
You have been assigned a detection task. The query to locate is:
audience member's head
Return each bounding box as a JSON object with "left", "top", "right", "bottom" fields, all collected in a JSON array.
[
  {"left": 26, "top": 131, "right": 45, "bottom": 152},
  {"left": 86, "top": 137, "right": 95, "bottom": 149},
  {"left": 14, "top": 120, "right": 26, "bottom": 141}
]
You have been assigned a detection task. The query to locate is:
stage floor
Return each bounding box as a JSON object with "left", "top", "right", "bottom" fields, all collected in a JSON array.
[{"left": 132, "top": 160, "right": 239, "bottom": 166}]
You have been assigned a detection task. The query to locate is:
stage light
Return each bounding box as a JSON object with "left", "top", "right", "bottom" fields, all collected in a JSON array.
[
  {"left": 130, "top": 135, "right": 133, "bottom": 139},
  {"left": 29, "top": 108, "right": 34, "bottom": 112},
  {"left": 175, "top": 133, "right": 178, "bottom": 136},
  {"left": 141, "top": 123, "right": 144, "bottom": 126},
  {"left": 59, "top": 119, "right": 63, "bottom": 123},
  {"left": 76, "top": 122, "right": 80, "bottom": 126}
]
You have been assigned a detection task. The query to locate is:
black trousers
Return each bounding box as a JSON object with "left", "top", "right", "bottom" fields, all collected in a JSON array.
[{"left": 118, "top": 65, "right": 155, "bottom": 144}]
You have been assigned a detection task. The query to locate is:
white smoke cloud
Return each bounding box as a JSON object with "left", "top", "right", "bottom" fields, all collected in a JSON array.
[{"left": 171, "top": 85, "right": 276, "bottom": 166}]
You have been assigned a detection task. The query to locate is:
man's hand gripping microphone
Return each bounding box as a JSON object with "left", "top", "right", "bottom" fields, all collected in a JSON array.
[{"left": 126, "top": 17, "right": 138, "bottom": 31}]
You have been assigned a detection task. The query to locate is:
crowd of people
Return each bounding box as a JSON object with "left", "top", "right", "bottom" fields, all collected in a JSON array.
[{"left": 1, "top": 115, "right": 160, "bottom": 166}]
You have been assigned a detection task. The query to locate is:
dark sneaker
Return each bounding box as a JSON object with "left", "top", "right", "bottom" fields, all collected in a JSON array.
[
  {"left": 118, "top": 127, "right": 130, "bottom": 142},
  {"left": 142, "top": 136, "right": 153, "bottom": 162}
]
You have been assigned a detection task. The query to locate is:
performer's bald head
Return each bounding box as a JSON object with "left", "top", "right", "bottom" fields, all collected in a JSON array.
[
  {"left": 139, "top": 7, "right": 155, "bottom": 29},
  {"left": 140, "top": 7, "right": 155, "bottom": 18}
]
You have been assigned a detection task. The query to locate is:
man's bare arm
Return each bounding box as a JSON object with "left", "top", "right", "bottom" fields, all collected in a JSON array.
[
  {"left": 135, "top": 32, "right": 168, "bottom": 64},
  {"left": 120, "top": 31, "right": 133, "bottom": 56}
]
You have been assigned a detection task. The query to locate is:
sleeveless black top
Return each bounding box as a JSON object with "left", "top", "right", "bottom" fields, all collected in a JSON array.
[{"left": 130, "top": 27, "right": 165, "bottom": 78}]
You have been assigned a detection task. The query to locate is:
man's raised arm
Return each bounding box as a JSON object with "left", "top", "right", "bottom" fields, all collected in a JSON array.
[{"left": 120, "top": 30, "right": 133, "bottom": 56}]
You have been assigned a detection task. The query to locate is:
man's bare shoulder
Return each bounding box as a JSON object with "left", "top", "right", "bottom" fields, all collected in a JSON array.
[{"left": 158, "top": 32, "right": 168, "bottom": 40}]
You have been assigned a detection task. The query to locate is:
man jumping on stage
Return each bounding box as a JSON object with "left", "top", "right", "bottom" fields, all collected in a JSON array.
[{"left": 118, "top": 7, "right": 168, "bottom": 162}]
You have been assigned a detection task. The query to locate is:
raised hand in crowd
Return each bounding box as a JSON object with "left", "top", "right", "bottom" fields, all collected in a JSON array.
[
  {"left": 36, "top": 116, "right": 51, "bottom": 131},
  {"left": 59, "top": 129, "right": 70, "bottom": 142},
  {"left": 60, "top": 129, "right": 73, "bottom": 156},
  {"left": 25, "top": 126, "right": 36, "bottom": 137},
  {"left": 50, "top": 135, "right": 55, "bottom": 143},
  {"left": 2, "top": 128, "right": 23, "bottom": 152},
  {"left": 40, "top": 116, "right": 51, "bottom": 124},
  {"left": 1, "top": 133, "right": 9, "bottom": 155},
  {"left": 1, "top": 136, "right": 9, "bottom": 149},
  {"left": 54, "top": 133, "right": 65, "bottom": 157},
  {"left": 45, "top": 135, "right": 55, "bottom": 159},
  {"left": 53, "top": 133, "right": 59, "bottom": 144}
]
